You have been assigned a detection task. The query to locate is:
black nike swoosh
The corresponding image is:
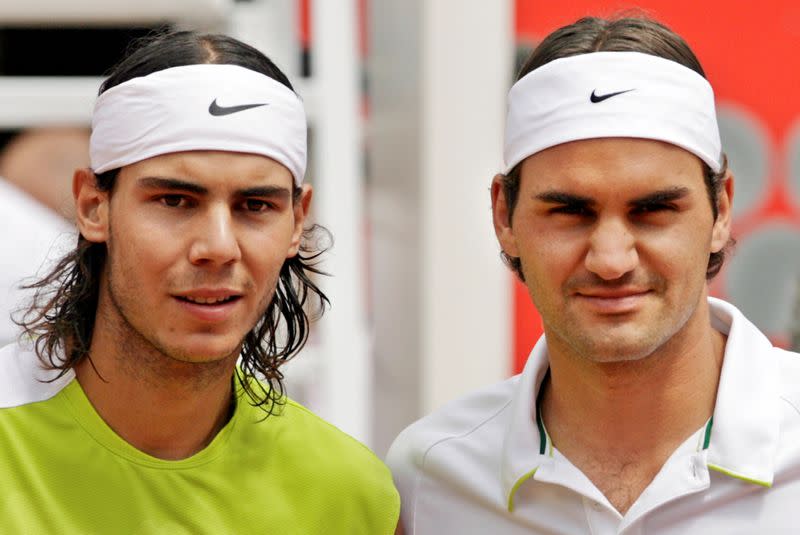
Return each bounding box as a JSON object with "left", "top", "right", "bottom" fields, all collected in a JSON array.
[
  {"left": 208, "top": 99, "right": 269, "bottom": 116},
  {"left": 590, "top": 89, "right": 635, "bottom": 103}
]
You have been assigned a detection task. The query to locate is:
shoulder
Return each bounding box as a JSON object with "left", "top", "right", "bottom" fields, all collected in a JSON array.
[
  {"left": 243, "top": 395, "right": 398, "bottom": 495},
  {"left": 388, "top": 376, "right": 518, "bottom": 461},
  {"left": 0, "top": 340, "right": 73, "bottom": 409},
  {"left": 250, "top": 397, "right": 400, "bottom": 533},
  {"left": 775, "top": 347, "right": 800, "bottom": 436},
  {"left": 764, "top": 346, "right": 800, "bottom": 477},
  {"left": 774, "top": 347, "right": 800, "bottom": 413},
  {"left": 714, "top": 299, "right": 800, "bottom": 436},
  {"left": 386, "top": 376, "right": 518, "bottom": 498},
  {"left": 281, "top": 398, "right": 393, "bottom": 472}
]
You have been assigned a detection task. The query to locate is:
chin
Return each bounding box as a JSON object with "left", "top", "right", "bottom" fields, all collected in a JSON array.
[
  {"left": 163, "top": 338, "right": 242, "bottom": 364},
  {"left": 586, "top": 347, "right": 658, "bottom": 364},
  {"left": 572, "top": 330, "right": 668, "bottom": 363}
]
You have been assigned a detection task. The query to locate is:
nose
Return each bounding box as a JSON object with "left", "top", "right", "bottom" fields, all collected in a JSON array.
[
  {"left": 584, "top": 217, "right": 638, "bottom": 280},
  {"left": 188, "top": 204, "right": 242, "bottom": 266}
]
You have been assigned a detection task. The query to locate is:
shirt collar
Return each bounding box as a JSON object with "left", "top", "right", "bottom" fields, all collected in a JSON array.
[
  {"left": 500, "top": 334, "right": 552, "bottom": 511},
  {"left": 500, "top": 297, "right": 782, "bottom": 511},
  {"left": 705, "top": 297, "right": 781, "bottom": 487}
]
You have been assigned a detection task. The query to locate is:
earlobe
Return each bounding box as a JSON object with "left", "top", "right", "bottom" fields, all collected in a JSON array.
[
  {"left": 287, "top": 184, "right": 312, "bottom": 258},
  {"left": 73, "top": 168, "right": 110, "bottom": 243},
  {"left": 491, "top": 173, "right": 520, "bottom": 258},
  {"left": 710, "top": 171, "right": 734, "bottom": 253}
]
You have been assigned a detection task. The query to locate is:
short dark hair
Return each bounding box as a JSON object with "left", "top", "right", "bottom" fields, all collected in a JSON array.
[
  {"left": 499, "top": 16, "right": 733, "bottom": 282},
  {"left": 19, "top": 30, "right": 329, "bottom": 416}
]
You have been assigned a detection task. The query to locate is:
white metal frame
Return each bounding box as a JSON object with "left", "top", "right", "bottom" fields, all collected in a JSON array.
[{"left": 0, "top": 0, "right": 230, "bottom": 26}]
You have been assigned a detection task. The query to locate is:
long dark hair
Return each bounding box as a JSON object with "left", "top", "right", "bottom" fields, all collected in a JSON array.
[
  {"left": 18, "top": 31, "right": 330, "bottom": 416},
  {"left": 500, "top": 16, "right": 734, "bottom": 281}
]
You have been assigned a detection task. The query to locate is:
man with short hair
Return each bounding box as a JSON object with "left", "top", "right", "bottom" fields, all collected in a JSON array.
[
  {"left": 0, "top": 31, "right": 399, "bottom": 534},
  {"left": 388, "top": 17, "right": 800, "bottom": 533}
]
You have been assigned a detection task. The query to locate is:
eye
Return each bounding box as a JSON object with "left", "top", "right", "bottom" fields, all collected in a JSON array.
[
  {"left": 632, "top": 202, "right": 675, "bottom": 214},
  {"left": 160, "top": 194, "right": 190, "bottom": 208},
  {"left": 242, "top": 199, "right": 274, "bottom": 212},
  {"left": 551, "top": 205, "right": 592, "bottom": 216}
]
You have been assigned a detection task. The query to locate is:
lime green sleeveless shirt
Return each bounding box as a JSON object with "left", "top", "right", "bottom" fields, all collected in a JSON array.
[{"left": 0, "top": 343, "right": 399, "bottom": 534}]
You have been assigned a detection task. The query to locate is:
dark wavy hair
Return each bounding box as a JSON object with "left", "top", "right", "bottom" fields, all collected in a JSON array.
[
  {"left": 500, "top": 16, "right": 734, "bottom": 282},
  {"left": 18, "top": 31, "right": 330, "bottom": 416}
]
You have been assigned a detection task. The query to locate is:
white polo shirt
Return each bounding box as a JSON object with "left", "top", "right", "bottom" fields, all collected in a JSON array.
[{"left": 387, "top": 298, "right": 800, "bottom": 534}]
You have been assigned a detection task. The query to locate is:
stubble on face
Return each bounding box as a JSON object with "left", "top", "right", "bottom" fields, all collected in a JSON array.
[
  {"left": 506, "top": 139, "right": 723, "bottom": 368},
  {"left": 99, "top": 220, "right": 278, "bottom": 391},
  {"left": 523, "top": 244, "right": 709, "bottom": 366}
]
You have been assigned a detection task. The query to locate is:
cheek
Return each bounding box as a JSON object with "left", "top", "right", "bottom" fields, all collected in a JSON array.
[
  {"left": 518, "top": 242, "right": 578, "bottom": 305},
  {"left": 647, "top": 224, "right": 712, "bottom": 263},
  {"left": 120, "top": 231, "right": 178, "bottom": 269},
  {"left": 242, "top": 231, "right": 295, "bottom": 272},
  {"left": 107, "top": 226, "right": 184, "bottom": 290},
  {"left": 637, "top": 227, "right": 714, "bottom": 294},
  {"left": 518, "top": 228, "right": 584, "bottom": 277}
]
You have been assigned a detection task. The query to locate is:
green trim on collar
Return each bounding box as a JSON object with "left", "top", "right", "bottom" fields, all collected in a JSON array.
[
  {"left": 535, "top": 368, "right": 551, "bottom": 456},
  {"left": 707, "top": 464, "right": 772, "bottom": 488},
  {"left": 507, "top": 468, "right": 538, "bottom": 512},
  {"left": 536, "top": 405, "right": 547, "bottom": 455},
  {"left": 702, "top": 416, "right": 713, "bottom": 450}
]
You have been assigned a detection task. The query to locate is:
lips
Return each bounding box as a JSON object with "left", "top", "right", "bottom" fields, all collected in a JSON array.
[
  {"left": 177, "top": 295, "right": 238, "bottom": 305},
  {"left": 578, "top": 289, "right": 650, "bottom": 299},
  {"left": 574, "top": 289, "right": 651, "bottom": 314},
  {"left": 173, "top": 290, "right": 243, "bottom": 322}
]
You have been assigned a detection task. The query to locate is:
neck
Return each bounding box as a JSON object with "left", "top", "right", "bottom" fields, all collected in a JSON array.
[
  {"left": 543, "top": 335, "right": 724, "bottom": 451},
  {"left": 75, "top": 296, "right": 239, "bottom": 461},
  {"left": 540, "top": 298, "right": 726, "bottom": 504}
]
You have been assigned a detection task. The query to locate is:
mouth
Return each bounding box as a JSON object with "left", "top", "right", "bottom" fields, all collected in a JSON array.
[
  {"left": 172, "top": 291, "right": 244, "bottom": 323},
  {"left": 578, "top": 290, "right": 650, "bottom": 299},
  {"left": 176, "top": 295, "right": 241, "bottom": 305},
  {"left": 574, "top": 290, "right": 651, "bottom": 314}
]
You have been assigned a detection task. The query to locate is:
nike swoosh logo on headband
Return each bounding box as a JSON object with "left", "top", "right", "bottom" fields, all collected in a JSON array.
[
  {"left": 590, "top": 88, "right": 635, "bottom": 103},
  {"left": 208, "top": 99, "right": 269, "bottom": 116}
]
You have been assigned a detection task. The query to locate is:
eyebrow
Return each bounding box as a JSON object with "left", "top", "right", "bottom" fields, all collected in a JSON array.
[
  {"left": 629, "top": 186, "right": 690, "bottom": 207},
  {"left": 139, "top": 177, "right": 207, "bottom": 195},
  {"left": 535, "top": 191, "right": 595, "bottom": 207},
  {"left": 534, "top": 186, "right": 691, "bottom": 207},
  {"left": 238, "top": 186, "right": 292, "bottom": 200},
  {"left": 137, "top": 177, "right": 292, "bottom": 199}
]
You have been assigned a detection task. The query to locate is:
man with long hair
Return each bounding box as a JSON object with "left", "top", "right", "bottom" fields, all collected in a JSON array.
[
  {"left": 0, "top": 31, "right": 399, "bottom": 533},
  {"left": 389, "top": 16, "right": 800, "bottom": 533}
]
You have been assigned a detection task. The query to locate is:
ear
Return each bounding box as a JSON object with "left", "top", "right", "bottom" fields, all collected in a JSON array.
[
  {"left": 287, "top": 184, "right": 312, "bottom": 258},
  {"left": 491, "top": 173, "right": 520, "bottom": 258},
  {"left": 73, "top": 168, "right": 110, "bottom": 243},
  {"left": 710, "top": 170, "right": 734, "bottom": 253}
]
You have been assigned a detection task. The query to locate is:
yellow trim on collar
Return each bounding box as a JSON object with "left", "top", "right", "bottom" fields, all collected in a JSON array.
[
  {"left": 507, "top": 468, "right": 538, "bottom": 512},
  {"left": 707, "top": 464, "right": 772, "bottom": 488}
]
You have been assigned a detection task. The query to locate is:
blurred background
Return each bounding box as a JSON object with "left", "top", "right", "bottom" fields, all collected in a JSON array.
[{"left": 1, "top": 0, "right": 798, "bottom": 456}]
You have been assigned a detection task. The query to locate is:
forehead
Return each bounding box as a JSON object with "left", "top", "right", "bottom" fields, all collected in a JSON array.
[
  {"left": 117, "top": 150, "right": 294, "bottom": 190},
  {"left": 519, "top": 137, "right": 706, "bottom": 195}
]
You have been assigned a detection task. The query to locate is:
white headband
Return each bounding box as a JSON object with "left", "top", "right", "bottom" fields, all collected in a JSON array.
[
  {"left": 90, "top": 64, "right": 307, "bottom": 184},
  {"left": 504, "top": 51, "right": 722, "bottom": 173}
]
